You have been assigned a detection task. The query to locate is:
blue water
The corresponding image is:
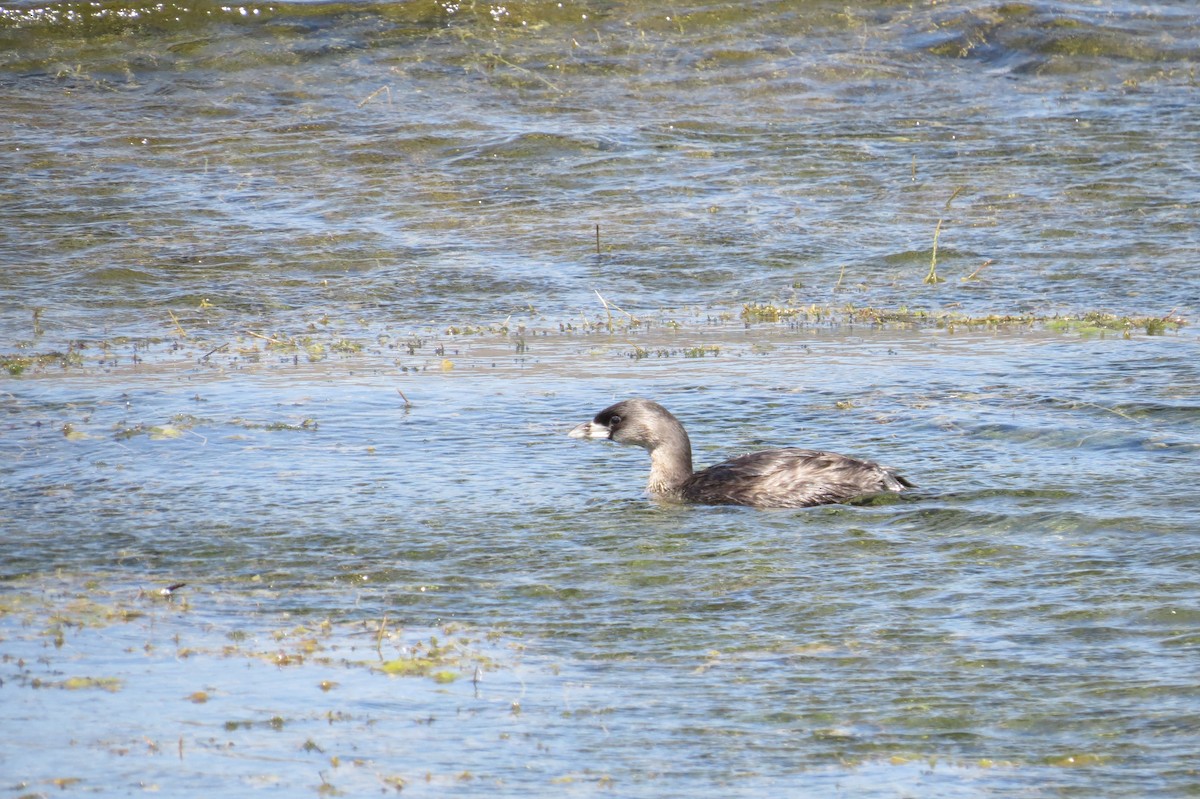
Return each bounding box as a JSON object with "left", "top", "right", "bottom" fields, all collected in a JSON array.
[{"left": 3, "top": 1, "right": 1200, "bottom": 796}]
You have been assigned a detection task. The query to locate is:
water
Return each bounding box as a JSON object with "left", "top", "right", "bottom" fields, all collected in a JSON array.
[{"left": 3, "top": 1, "right": 1200, "bottom": 796}]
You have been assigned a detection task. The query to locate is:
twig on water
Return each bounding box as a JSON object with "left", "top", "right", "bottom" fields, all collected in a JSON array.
[
  {"left": 376, "top": 615, "right": 388, "bottom": 655},
  {"left": 1074, "top": 401, "right": 1137, "bottom": 422},
  {"left": 923, "top": 217, "right": 945, "bottom": 285},
  {"left": 961, "top": 258, "right": 994, "bottom": 282},
  {"left": 490, "top": 53, "right": 560, "bottom": 92},
  {"left": 596, "top": 289, "right": 614, "bottom": 331},
  {"left": 924, "top": 187, "right": 965, "bottom": 285},
  {"left": 595, "top": 290, "right": 637, "bottom": 333},
  {"left": 357, "top": 85, "right": 392, "bottom": 108},
  {"left": 396, "top": 388, "right": 412, "bottom": 409},
  {"left": 200, "top": 343, "right": 229, "bottom": 361},
  {"left": 168, "top": 309, "right": 188, "bottom": 338},
  {"left": 242, "top": 329, "right": 285, "bottom": 345},
  {"left": 595, "top": 223, "right": 601, "bottom": 256},
  {"left": 943, "top": 185, "right": 965, "bottom": 211}
]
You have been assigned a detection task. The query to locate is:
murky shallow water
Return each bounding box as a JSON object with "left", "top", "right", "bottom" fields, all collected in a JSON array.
[{"left": 3, "top": 0, "right": 1200, "bottom": 795}]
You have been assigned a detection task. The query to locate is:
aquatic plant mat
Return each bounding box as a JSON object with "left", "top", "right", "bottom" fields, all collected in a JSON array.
[{"left": 1, "top": 303, "right": 1186, "bottom": 377}]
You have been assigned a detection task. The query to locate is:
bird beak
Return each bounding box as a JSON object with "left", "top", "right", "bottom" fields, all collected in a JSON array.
[{"left": 568, "top": 420, "right": 609, "bottom": 440}]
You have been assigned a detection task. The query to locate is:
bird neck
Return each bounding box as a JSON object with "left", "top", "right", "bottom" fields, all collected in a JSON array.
[{"left": 647, "top": 438, "right": 693, "bottom": 494}]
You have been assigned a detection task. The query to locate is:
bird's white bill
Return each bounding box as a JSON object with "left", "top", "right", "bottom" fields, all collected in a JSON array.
[{"left": 568, "top": 420, "right": 609, "bottom": 439}]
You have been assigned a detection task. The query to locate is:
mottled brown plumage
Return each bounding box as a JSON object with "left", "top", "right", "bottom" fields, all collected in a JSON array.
[{"left": 568, "top": 399, "right": 912, "bottom": 508}]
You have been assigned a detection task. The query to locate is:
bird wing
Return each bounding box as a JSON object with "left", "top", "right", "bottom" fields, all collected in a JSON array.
[{"left": 682, "top": 448, "right": 910, "bottom": 508}]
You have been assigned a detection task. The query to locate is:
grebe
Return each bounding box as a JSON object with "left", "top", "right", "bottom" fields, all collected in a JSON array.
[{"left": 569, "top": 399, "right": 913, "bottom": 508}]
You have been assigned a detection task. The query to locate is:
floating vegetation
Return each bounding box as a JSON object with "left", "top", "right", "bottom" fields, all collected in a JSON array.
[
  {"left": 377, "top": 658, "right": 460, "bottom": 682},
  {"left": 740, "top": 303, "right": 1185, "bottom": 335},
  {"left": 1, "top": 348, "right": 84, "bottom": 375},
  {"left": 330, "top": 339, "right": 362, "bottom": 354},
  {"left": 113, "top": 413, "right": 210, "bottom": 441},
  {"left": 1, "top": 577, "right": 508, "bottom": 686},
  {"left": 38, "top": 676, "right": 124, "bottom": 692},
  {"left": 1044, "top": 311, "right": 1182, "bottom": 337},
  {"left": 444, "top": 319, "right": 528, "bottom": 336},
  {"left": 263, "top": 419, "right": 319, "bottom": 432},
  {"left": 624, "top": 344, "right": 720, "bottom": 359},
  {"left": 0, "top": 302, "right": 1186, "bottom": 380},
  {"left": 108, "top": 414, "right": 316, "bottom": 440},
  {"left": 740, "top": 303, "right": 830, "bottom": 323},
  {"left": 371, "top": 628, "right": 490, "bottom": 684}
]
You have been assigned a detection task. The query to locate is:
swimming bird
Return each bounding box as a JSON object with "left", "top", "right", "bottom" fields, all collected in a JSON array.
[{"left": 568, "top": 398, "right": 913, "bottom": 508}]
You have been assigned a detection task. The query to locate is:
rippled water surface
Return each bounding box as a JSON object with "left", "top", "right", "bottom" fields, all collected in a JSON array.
[{"left": 3, "top": 1, "right": 1200, "bottom": 796}]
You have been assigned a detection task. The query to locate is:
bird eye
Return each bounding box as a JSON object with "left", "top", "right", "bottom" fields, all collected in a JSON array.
[{"left": 609, "top": 415, "right": 621, "bottom": 426}]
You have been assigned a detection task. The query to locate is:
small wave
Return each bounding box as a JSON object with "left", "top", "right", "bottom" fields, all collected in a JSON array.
[{"left": 921, "top": 3, "right": 1200, "bottom": 71}]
